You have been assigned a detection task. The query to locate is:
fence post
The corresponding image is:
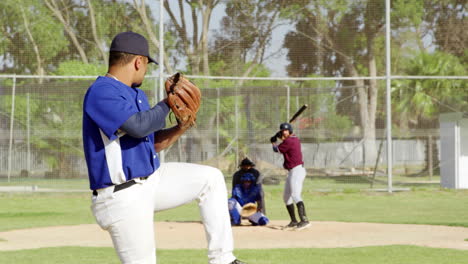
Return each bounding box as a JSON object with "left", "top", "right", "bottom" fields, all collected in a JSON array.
[
  {"left": 428, "top": 135, "right": 433, "bottom": 180},
  {"left": 27, "top": 92, "right": 31, "bottom": 175},
  {"left": 7, "top": 75, "right": 17, "bottom": 182},
  {"left": 385, "top": 0, "right": 393, "bottom": 192},
  {"left": 216, "top": 87, "right": 220, "bottom": 168},
  {"left": 286, "top": 85, "right": 290, "bottom": 120},
  {"left": 235, "top": 85, "right": 239, "bottom": 166}
]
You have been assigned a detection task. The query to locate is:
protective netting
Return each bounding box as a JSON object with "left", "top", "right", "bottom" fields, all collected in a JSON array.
[{"left": 0, "top": 0, "right": 466, "bottom": 191}]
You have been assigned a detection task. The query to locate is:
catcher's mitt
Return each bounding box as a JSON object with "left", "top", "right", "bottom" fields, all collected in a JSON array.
[
  {"left": 165, "top": 72, "right": 201, "bottom": 129},
  {"left": 240, "top": 202, "right": 258, "bottom": 218}
]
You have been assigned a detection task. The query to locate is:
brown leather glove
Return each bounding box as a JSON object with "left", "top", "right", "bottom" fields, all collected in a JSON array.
[
  {"left": 165, "top": 73, "right": 201, "bottom": 129},
  {"left": 240, "top": 202, "right": 258, "bottom": 218}
]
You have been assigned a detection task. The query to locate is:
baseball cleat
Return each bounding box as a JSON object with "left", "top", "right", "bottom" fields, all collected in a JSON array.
[
  {"left": 295, "top": 220, "right": 311, "bottom": 230},
  {"left": 282, "top": 221, "right": 299, "bottom": 230},
  {"left": 230, "top": 259, "right": 248, "bottom": 264}
]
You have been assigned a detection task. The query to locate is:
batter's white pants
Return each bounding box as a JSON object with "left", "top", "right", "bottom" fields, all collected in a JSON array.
[
  {"left": 91, "top": 162, "right": 236, "bottom": 264},
  {"left": 283, "top": 164, "right": 306, "bottom": 205}
]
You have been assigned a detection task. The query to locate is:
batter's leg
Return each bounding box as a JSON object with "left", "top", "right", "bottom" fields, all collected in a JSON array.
[
  {"left": 282, "top": 170, "right": 298, "bottom": 229},
  {"left": 296, "top": 200, "right": 311, "bottom": 230},
  {"left": 282, "top": 170, "right": 294, "bottom": 205},
  {"left": 289, "top": 165, "right": 306, "bottom": 203},
  {"left": 289, "top": 166, "right": 310, "bottom": 230}
]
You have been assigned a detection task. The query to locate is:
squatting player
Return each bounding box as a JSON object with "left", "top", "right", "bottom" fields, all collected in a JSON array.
[
  {"left": 270, "top": 123, "right": 311, "bottom": 230},
  {"left": 82, "top": 31, "right": 247, "bottom": 264},
  {"left": 231, "top": 158, "right": 266, "bottom": 214},
  {"left": 228, "top": 173, "right": 269, "bottom": 226}
]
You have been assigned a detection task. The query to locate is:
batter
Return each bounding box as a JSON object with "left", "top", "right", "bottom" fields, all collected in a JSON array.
[{"left": 271, "top": 123, "right": 311, "bottom": 230}]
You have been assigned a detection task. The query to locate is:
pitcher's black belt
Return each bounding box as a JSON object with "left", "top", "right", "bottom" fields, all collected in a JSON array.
[{"left": 92, "top": 176, "right": 149, "bottom": 196}]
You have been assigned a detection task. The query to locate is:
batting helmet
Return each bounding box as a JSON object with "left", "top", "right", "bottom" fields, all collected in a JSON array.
[
  {"left": 240, "top": 173, "right": 255, "bottom": 182},
  {"left": 280, "top": 122, "right": 293, "bottom": 133}
]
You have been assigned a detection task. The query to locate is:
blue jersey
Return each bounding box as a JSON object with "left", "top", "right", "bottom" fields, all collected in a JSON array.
[
  {"left": 231, "top": 184, "right": 262, "bottom": 206},
  {"left": 82, "top": 76, "right": 162, "bottom": 190}
]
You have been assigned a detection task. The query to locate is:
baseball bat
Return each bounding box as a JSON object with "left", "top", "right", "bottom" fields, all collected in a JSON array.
[
  {"left": 270, "top": 104, "right": 308, "bottom": 143},
  {"left": 289, "top": 104, "right": 308, "bottom": 123}
]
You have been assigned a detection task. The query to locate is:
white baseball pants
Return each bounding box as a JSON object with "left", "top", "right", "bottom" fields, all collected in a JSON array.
[
  {"left": 283, "top": 164, "right": 306, "bottom": 205},
  {"left": 91, "top": 162, "right": 236, "bottom": 264}
]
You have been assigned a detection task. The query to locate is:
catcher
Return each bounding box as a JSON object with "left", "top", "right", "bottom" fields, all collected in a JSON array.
[
  {"left": 83, "top": 31, "right": 247, "bottom": 264},
  {"left": 228, "top": 173, "right": 269, "bottom": 226},
  {"left": 231, "top": 158, "right": 266, "bottom": 214}
]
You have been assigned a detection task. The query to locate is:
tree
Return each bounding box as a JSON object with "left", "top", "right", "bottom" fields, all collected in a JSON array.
[
  {"left": 391, "top": 0, "right": 467, "bottom": 65},
  {"left": 44, "top": 0, "right": 90, "bottom": 63},
  {"left": 86, "top": 0, "right": 107, "bottom": 63},
  {"left": 391, "top": 50, "right": 466, "bottom": 176},
  {"left": 0, "top": 0, "right": 145, "bottom": 74},
  {"left": 164, "top": 0, "right": 222, "bottom": 75},
  {"left": 390, "top": 0, "right": 467, "bottom": 131},
  {"left": 392, "top": 51, "right": 467, "bottom": 131},
  {"left": 424, "top": 0, "right": 467, "bottom": 63},
  {"left": 0, "top": 0, "right": 68, "bottom": 74},
  {"left": 210, "top": 0, "right": 290, "bottom": 78},
  {"left": 284, "top": 0, "right": 386, "bottom": 164},
  {"left": 283, "top": 15, "right": 327, "bottom": 77},
  {"left": 132, "top": 0, "right": 174, "bottom": 73},
  {"left": 208, "top": 0, "right": 294, "bottom": 159}
]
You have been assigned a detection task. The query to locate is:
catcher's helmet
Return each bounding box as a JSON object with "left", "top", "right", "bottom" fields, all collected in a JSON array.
[
  {"left": 280, "top": 122, "right": 293, "bottom": 133},
  {"left": 241, "top": 173, "right": 255, "bottom": 182}
]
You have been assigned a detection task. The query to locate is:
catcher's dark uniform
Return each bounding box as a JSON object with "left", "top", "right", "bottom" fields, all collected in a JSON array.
[
  {"left": 231, "top": 167, "right": 266, "bottom": 214},
  {"left": 232, "top": 168, "right": 260, "bottom": 187},
  {"left": 228, "top": 174, "right": 269, "bottom": 226}
]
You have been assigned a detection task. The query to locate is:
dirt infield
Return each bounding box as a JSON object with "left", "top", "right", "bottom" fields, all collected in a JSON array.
[{"left": 1, "top": 220, "right": 468, "bottom": 251}]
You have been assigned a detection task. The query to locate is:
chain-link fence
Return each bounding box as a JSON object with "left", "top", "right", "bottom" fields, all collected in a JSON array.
[{"left": 0, "top": 0, "right": 466, "bottom": 191}]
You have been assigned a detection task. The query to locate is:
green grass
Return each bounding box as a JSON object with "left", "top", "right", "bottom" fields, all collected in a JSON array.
[
  {"left": 0, "top": 172, "right": 440, "bottom": 192},
  {"left": 0, "top": 178, "right": 89, "bottom": 190},
  {"left": 1, "top": 246, "right": 468, "bottom": 264},
  {"left": 0, "top": 192, "right": 95, "bottom": 231},
  {"left": 1, "top": 180, "right": 468, "bottom": 231},
  {"left": 1, "top": 180, "right": 468, "bottom": 263}
]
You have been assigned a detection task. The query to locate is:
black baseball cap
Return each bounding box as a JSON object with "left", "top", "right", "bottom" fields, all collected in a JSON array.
[
  {"left": 239, "top": 158, "right": 255, "bottom": 167},
  {"left": 110, "top": 31, "right": 158, "bottom": 64}
]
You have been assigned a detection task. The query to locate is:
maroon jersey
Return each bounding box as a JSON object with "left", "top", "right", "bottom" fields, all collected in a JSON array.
[{"left": 277, "top": 135, "right": 304, "bottom": 170}]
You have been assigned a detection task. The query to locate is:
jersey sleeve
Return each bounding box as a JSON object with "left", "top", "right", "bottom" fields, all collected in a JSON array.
[
  {"left": 120, "top": 100, "right": 169, "bottom": 138},
  {"left": 84, "top": 82, "right": 138, "bottom": 141}
]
